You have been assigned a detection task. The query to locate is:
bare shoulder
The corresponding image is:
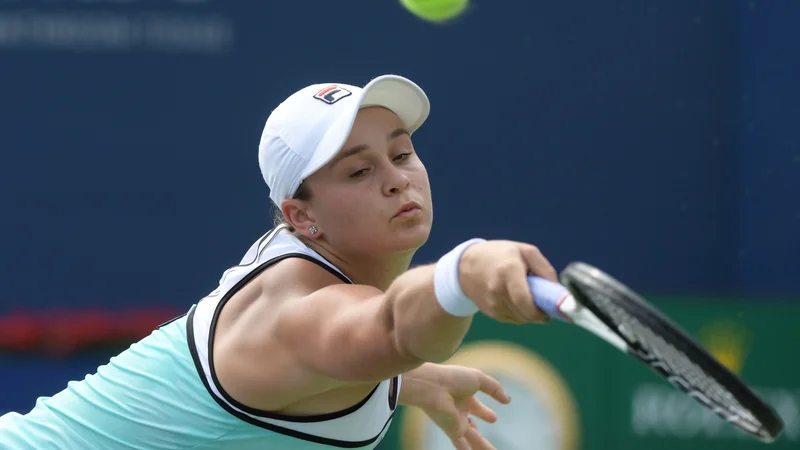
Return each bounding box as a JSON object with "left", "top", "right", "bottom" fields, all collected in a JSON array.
[
  {"left": 251, "top": 257, "right": 384, "bottom": 317},
  {"left": 212, "top": 256, "right": 385, "bottom": 412}
]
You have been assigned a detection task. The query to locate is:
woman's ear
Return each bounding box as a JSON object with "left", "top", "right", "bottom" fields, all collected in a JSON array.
[{"left": 281, "top": 199, "right": 320, "bottom": 239}]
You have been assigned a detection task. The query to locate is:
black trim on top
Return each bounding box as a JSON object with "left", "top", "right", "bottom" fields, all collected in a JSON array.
[
  {"left": 216, "top": 225, "right": 290, "bottom": 282},
  {"left": 184, "top": 231, "right": 394, "bottom": 448},
  {"left": 156, "top": 312, "right": 187, "bottom": 330},
  {"left": 187, "top": 306, "right": 394, "bottom": 448},
  {"left": 218, "top": 224, "right": 354, "bottom": 287},
  {"left": 207, "top": 253, "right": 365, "bottom": 421},
  {"left": 388, "top": 377, "right": 399, "bottom": 411}
]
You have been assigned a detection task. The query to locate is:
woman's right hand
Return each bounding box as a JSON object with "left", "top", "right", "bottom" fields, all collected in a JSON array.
[{"left": 458, "top": 240, "right": 559, "bottom": 324}]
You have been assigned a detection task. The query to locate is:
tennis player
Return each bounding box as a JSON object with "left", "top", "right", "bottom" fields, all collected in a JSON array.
[{"left": 0, "top": 74, "right": 558, "bottom": 450}]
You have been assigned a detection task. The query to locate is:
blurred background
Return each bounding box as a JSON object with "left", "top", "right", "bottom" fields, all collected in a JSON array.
[{"left": 1, "top": 0, "right": 798, "bottom": 449}]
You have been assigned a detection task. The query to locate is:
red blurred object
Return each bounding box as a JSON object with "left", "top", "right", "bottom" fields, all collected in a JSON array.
[{"left": 0, "top": 307, "right": 183, "bottom": 356}]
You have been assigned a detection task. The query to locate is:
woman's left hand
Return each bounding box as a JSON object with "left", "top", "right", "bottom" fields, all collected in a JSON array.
[{"left": 399, "top": 363, "right": 511, "bottom": 450}]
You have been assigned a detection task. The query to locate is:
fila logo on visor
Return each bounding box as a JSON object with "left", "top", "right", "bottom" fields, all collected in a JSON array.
[{"left": 313, "top": 85, "right": 352, "bottom": 104}]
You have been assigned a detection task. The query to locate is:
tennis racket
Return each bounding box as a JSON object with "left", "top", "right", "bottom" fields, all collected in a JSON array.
[{"left": 527, "top": 261, "right": 784, "bottom": 443}]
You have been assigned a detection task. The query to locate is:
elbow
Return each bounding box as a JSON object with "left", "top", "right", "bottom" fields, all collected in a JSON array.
[
  {"left": 393, "top": 330, "right": 462, "bottom": 364},
  {"left": 382, "top": 296, "right": 433, "bottom": 366},
  {"left": 391, "top": 330, "right": 428, "bottom": 367},
  {"left": 386, "top": 303, "right": 427, "bottom": 366},
  {"left": 386, "top": 297, "right": 468, "bottom": 364},
  {"left": 422, "top": 337, "right": 465, "bottom": 364},
  {"left": 390, "top": 318, "right": 463, "bottom": 364}
]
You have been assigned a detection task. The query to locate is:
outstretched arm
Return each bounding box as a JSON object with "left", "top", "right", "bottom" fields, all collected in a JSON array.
[
  {"left": 217, "top": 239, "right": 557, "bottom": 411},
  {"left": 275, "top": 240, "right": 556, "bottom": 385}
]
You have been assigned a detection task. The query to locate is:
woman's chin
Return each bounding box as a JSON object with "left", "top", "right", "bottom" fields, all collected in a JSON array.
[{"left": 391, "top": 223, "right": 431, "bottom": 252}]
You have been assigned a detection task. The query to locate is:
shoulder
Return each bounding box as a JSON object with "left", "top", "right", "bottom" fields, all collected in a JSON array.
[
  {"left": 253, "top": 254, "right": 383, "bottom": 310},
  {"left": 221, "top": 255, "right": 357, "bottom": 336},
  {"left": 258, "top": 255, "right": 347, "bottom": 296},
  {"left": 211, "top": 255, "right": 384, "bottom": 410},
  {"left": 262, "top": 258, "right": 385, "bottom": 333}
]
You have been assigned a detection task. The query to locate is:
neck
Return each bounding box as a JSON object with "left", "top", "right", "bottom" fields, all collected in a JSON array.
[{"left": 303, "top": 239, "right": 415, "bottom": 291}]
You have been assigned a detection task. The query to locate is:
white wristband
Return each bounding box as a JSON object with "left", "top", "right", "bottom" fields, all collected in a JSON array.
[{"left": 434, "top": 238, "right": 486, "bottom": 317}]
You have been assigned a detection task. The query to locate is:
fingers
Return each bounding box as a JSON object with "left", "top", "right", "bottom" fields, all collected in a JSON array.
[
  {"left": 454, "top": 419, "right": 496, "bottom": 450},
  {"left": 462, "top": 240, "right": 557, "bottom": 324},
  {"left": 518, "top": 243, "right": 558, "bottom": 282},
  {"left": 468, "top": 397, "right": 497, "bottom": 423},
  {"left": 448, "top": 413, "right": 473, "bottom": 450},
  {"left": 503, "top": 261, "right": 546, "bottom": 323},
  {"left": 476, "top": 371, "right": 511, "bottom": 405},
  {"left": 452, "top": 436, "right": 471, "bottom": 450},
  {"left": 465, "top": 422, "right": 497, "bottom": 450}
]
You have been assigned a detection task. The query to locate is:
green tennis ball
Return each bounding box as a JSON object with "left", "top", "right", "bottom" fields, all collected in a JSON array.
[{"left": 400, "top": 0, "right": 469, "bottom": 23}]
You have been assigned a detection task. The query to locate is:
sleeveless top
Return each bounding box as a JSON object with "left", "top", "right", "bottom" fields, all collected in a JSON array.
[{"left": 0, "top": 224, "right": 400, "bottom": 450}]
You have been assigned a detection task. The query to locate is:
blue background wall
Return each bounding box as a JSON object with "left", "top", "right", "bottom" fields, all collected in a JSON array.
[{"left": 1, "top": 0, "right": 798, "bottom": 428}]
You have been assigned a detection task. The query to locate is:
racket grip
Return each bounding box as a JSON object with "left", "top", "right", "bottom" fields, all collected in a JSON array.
[{"left": 527, "top": 276, "right": 571, "bottom": 321}]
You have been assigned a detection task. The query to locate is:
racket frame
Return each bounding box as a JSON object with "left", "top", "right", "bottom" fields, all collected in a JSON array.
[{"left": 557, "top": 262, "right": 784, "bottom": 443}]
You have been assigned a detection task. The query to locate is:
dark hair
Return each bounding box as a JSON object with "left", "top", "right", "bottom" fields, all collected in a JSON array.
[{"left": 271, "top": 181, "right": 313, "bottom": 231}]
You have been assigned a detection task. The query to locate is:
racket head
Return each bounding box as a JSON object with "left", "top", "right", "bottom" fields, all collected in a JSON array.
[{"left": 559, "top": 261, "right": 784, "bottom": 443}]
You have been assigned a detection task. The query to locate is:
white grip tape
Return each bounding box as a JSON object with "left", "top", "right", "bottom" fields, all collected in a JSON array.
[{"left": 434, "top": 238, "right": 486, "bottom": 317}]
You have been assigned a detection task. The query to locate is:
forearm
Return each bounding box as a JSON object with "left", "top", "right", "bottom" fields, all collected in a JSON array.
[{"left": 388, "top": 264, "right": 474, "bottom": 363}]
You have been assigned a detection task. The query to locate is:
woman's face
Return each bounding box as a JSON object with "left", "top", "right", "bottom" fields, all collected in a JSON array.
[{"left": 286, "top": 106, "right": 433, "bottom": 258}]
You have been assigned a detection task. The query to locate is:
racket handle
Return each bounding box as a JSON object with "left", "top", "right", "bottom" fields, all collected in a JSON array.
[{"left": 527, "top": 276, "right": 571, "bottom": 321}]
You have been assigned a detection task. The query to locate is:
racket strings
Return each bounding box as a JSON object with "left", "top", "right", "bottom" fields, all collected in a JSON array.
[{"left": 591, "top": 289, "right": 761, "bottom": 428}]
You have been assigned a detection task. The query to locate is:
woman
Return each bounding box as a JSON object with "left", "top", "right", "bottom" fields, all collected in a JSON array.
[{"left": 0, "top": 74, "right": 557, "bottom": 450}]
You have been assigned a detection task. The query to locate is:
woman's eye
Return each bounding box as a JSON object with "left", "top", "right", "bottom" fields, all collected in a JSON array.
[
  {"left": 394, "top": 152, "right": 412, "bottom": 162},
  {"left": 349, "top": 168, "right": 369, "bottom": 178}
]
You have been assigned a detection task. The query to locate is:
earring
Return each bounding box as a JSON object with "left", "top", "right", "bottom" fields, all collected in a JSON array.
[{"left": 309, "top": 225, "right": 318, "bottom": 235}]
